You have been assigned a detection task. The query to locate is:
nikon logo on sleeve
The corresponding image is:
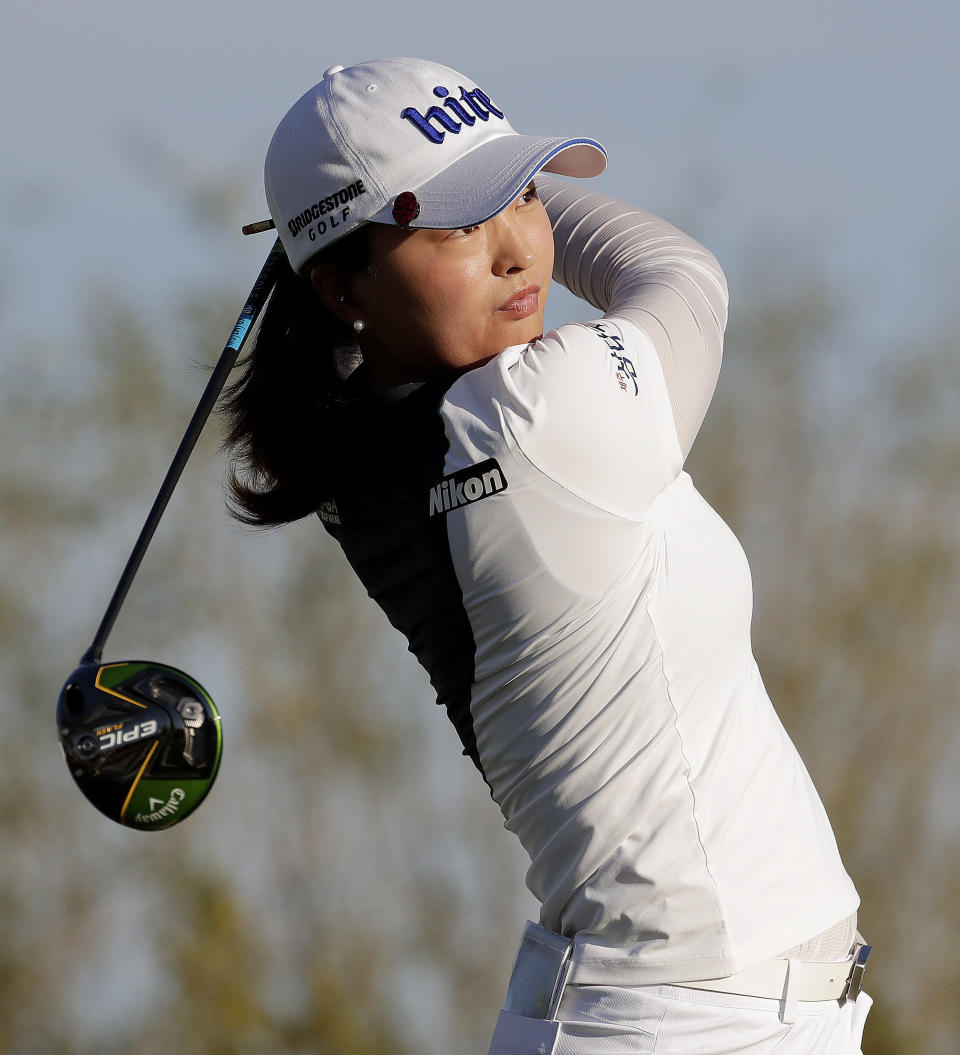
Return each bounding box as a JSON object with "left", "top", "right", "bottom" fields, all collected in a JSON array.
[{"left": 429, "top": 459, "right": 507, "bottom": 516}]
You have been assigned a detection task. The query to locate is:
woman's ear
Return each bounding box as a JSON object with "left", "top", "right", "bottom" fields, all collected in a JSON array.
[{"left": 310, "top": 266, "right": 355, "bottom": 326}]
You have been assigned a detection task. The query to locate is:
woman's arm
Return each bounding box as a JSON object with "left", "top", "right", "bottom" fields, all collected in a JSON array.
[{"left": 537, "top": 174, "right": 728, "bottom": 459}]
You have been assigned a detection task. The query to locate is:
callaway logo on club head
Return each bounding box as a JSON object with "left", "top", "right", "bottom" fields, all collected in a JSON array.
[
  {"left": 133, "top": 788, "right": 186, "bottom": 825},
  {"left": 401, "top": 85, "right": 505, "bottom": 144},
  {"left": 429, "top": 459, "right": 507, "bottom": 516}
]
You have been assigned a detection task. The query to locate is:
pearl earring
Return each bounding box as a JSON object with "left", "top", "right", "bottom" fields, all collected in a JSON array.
[{"left": 353, "top": 319, "right": 366, "bottom": 333}]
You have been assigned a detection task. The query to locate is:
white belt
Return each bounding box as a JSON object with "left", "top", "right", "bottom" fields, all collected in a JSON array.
[{"left": 671, "top": 940, "right": 871, "bottom": 1003}]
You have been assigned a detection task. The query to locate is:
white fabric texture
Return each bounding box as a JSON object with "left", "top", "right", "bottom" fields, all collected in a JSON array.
[
  {"left": 437, "top": 180, "right": 858, "bottom": 984},
  {"left": 551, "top": 984, "right": 872, "bottom": 1055},
  {"left": 780, "top": 915, "right": 857, "bottom": 962}
]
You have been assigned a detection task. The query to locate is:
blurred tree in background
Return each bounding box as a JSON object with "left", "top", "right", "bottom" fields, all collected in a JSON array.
[{"left": 1, "top": 223, "right": 957, "bottom": 1054}]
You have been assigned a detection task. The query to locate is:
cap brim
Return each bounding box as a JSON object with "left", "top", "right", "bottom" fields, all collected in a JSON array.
[{"left": 369, "top": 133, "right": 606, "bottom": 229}]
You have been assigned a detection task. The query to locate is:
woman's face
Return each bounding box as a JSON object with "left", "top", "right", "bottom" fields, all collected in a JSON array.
[{"left": 332, "top": 184, "right": 554, "bottom": 387}]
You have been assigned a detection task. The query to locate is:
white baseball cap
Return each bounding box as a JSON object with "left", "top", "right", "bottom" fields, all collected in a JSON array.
[{"left": 258, "top": 57, "right": 606, "bottom": 273}]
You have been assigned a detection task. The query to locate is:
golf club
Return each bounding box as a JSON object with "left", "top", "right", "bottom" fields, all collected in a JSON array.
[{"left": 56, "top": 237, "right": 285, "bottom": 830}]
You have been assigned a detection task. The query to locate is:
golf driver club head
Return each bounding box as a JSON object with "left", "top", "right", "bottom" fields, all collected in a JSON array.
[{"left": 57, "top": 661, "right": 222, "bottom": 830}]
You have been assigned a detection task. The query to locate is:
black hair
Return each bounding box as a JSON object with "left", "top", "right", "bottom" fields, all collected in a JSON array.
[{"left": 220, "top": 226, "right": 372, "bottom": 527}]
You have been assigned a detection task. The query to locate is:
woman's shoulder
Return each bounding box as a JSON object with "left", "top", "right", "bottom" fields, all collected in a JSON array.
[
  {"left": 440, "top": 317, "right": 684, "bottom": 518},
  {"left": 498, "top": 314, "right": 665, "bottom": 415}
]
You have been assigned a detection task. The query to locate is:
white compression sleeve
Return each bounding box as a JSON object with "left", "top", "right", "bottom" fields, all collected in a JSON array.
[{"left": 538, "top": 175, "right": 729, "bottom": 459}]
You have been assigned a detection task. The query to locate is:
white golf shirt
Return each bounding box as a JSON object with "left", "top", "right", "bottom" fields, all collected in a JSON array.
[{"left": 319, "top": 177, "right": 859, "bottom": 985}]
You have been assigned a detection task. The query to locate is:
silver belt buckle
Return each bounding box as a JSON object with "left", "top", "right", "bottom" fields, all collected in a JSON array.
[{"left": 840, "top": 941, "right": 871, "bottom": 1002}]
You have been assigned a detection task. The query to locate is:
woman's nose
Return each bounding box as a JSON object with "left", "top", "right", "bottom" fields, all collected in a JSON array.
[{"left": 490, "top": 216, "right": 535, "bottom": 275}]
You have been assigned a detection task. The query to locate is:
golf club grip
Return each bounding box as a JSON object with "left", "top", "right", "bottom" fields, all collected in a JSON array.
[{"left": 82, "top": 239, "right": 286, "bottom": 665}]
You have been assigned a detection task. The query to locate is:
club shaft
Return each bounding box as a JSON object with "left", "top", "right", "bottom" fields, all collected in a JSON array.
[{"left": 82, "top": 239, "right": 285, "bottom": 665}]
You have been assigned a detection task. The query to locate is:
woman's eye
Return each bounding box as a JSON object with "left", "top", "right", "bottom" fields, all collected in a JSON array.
[
  {"left": 519, "top": 183, "right": 538, "bottom": 205},
  {"left": 446, "top": 224, "right": 479, "bottom": 240}
]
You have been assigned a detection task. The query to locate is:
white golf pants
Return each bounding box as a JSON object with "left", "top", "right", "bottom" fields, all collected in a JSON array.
[{"left": 489, "top": 982, "right": 872, "bottom": 1054}]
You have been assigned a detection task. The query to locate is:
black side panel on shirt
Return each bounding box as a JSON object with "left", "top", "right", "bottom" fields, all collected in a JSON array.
[{"left": 319, "top": 382, "right": 484, "bottom": 777}]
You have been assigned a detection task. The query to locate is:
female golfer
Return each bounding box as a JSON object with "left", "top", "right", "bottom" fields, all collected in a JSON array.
[{"left": 226, "top": 57, "right": 871, "bottom": 1054}]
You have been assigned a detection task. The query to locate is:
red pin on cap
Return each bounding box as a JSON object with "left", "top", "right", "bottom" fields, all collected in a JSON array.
[{"left": 392, "top": 192, "right": 420, "bottom": 225}]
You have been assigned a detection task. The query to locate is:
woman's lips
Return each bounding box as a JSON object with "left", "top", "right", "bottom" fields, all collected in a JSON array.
[{"left": 498, "top": 285, "right": 540, "bottom": 319}]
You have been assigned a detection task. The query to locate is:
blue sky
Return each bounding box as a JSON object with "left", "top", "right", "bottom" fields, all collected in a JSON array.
[{"left": 1, "top": 0, "right": 956, "bottom": 348}]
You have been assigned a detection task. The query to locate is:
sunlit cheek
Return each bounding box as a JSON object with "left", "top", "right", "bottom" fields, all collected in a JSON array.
[{"left": 431, "top": 284, "right": 483, "bottom": 355}]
